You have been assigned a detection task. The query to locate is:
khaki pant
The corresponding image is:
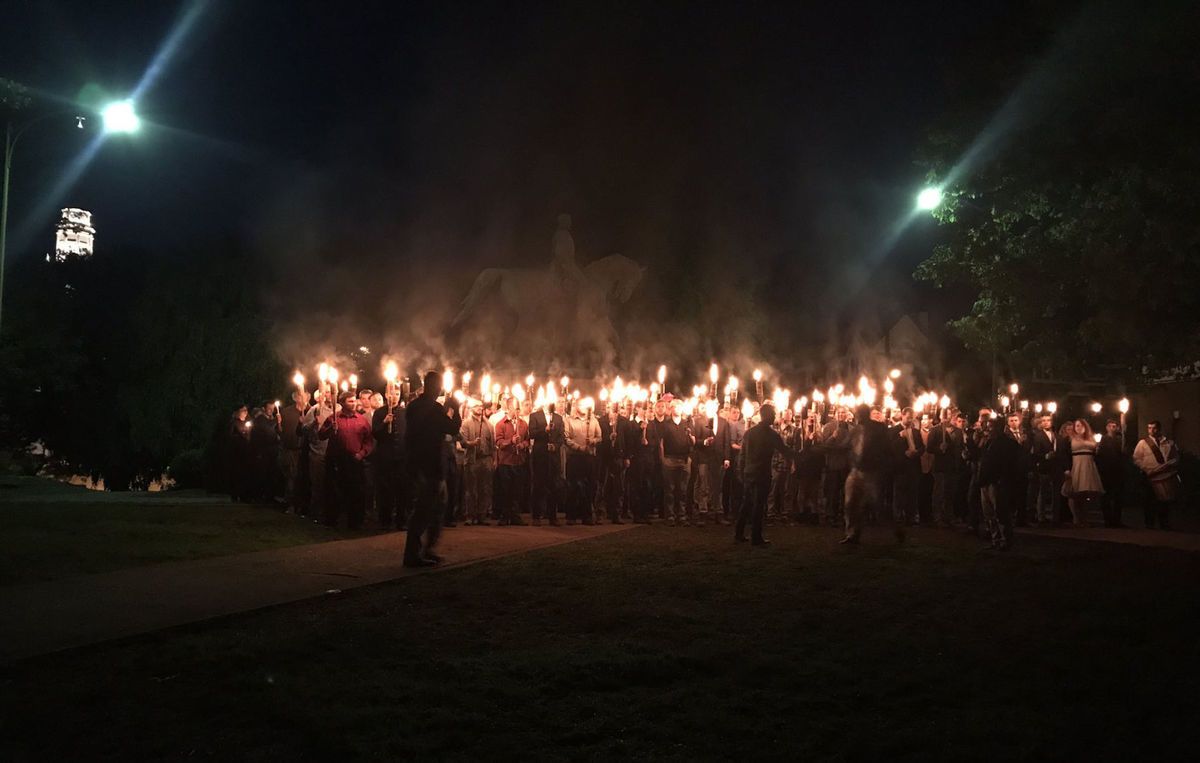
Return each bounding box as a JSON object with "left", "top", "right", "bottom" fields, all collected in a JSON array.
[
  {"left": 280, "top": 449, "right": 301, "bottom": 507},
  {"left": 307, "top": 451, "right": 326, "bottom": 518},
  {"left": 463, "top": 460, "right": 493, "bottom": 522}
]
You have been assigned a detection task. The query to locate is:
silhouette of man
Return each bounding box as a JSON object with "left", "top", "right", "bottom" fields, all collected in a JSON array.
[{"left": 403, "top": 371, "right": 462, "bottom": 567}]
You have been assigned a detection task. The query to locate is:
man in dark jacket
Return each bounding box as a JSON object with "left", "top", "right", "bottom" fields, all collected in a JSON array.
[
  {"left": 737, "top": 404, "right": 796, "bottom": 546},
  {"left": 819, "top": 408, "right": 852, "bottom": 525},
  {"left": 1096, "top": 419, "right": 1127, "bottom": 528},
  {"left": 978, "top": 417, "right": 1022, "bottom": 550},
  {"left": 1027, "top": 413, "right": 1060, "bottom": 526},
  {"left": 372, "top": 387, "right": 408, "bottom": 530},
  {"left": 626, "top": 403, "right": 658, "bottom": 523},
  {"left": 528, "top": 400, "right": 566, "bottom": 526},
  {"left": 403, "top": 372, "right": 461, "bottom": 567},
  {"left": 250, "top": 404, "right": 283, "bottom": 504},
  {"left": 1004, "top": 413, "right": 1031, "bottom": 526},
  {"left": 659, "top": 400, "right": 696, "bottom": 526},
  {"left": 842, "top": 406, "right": 894, "bottom": 544},
  {"left": 926, "top": 412, "right": 965, "bottom": 527},
  {"left": 279, "top": 390, "right": 309, "bottom": 510},
  {"left": 891, "top": 407, "right": 925, "bottom": 528},
  {"left": 598, "top": 402, "right": 630, "bottom": 524}
]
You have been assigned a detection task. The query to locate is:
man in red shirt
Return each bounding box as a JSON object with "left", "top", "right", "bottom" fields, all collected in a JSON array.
[
  {"left": 494, "top": 401, "right": 529, "bottom": 525},
  {"left": 319, "top": 391, "right": 376, "bottom": 529}
]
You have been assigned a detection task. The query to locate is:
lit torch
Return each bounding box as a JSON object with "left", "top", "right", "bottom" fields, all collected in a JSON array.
[
  {"left": 384, "top": 361, "right": 399, "bottom": 432},
  {"left": 753, "top": 369, "right": 763, "bottom": 400}
]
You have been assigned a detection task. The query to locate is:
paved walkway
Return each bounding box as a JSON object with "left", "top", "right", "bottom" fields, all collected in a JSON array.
[
  {"left": 0, "top": 523, "right": 635, "bottom": 662},
  {"left": 1017, "top": 525, "right": 1200, "bottom": 552}
]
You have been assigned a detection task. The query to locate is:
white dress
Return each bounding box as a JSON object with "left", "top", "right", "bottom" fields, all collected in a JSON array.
[{"left": 1070, "top": 439, "right": 1105, "bottom": 495}]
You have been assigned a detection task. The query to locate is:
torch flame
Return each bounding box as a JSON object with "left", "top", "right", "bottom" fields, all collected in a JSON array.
[
  {"left": 443, "top": 369, "right": 454, "bottom": 395},
  {"left": 1118, "top": 398, "right": 1129, "bottom": 413},
  {"left": 657, "top": 365, "right": 667, "bottom": 385},
  {"left": 293, "top": 371, "right": 305, "bottom": 388},
  {"left": 383, "top": 361, "right": 398, "bottom": 383},
  {"left": 752, "top": 369, "right": 763, "bottom": 382},
  {"left": 709, "top": 363, "right": 719, "bottom": 385},
  {"left": 318, "top": 363, "right": 329, "bottom": 383}
]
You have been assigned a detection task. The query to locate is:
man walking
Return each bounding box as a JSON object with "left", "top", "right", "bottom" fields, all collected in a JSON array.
[
  {"left": 842, "top": 406, "right": 894, "bottom": 544},
  {"left": 736, "top": 404, "right": 796, "bottom": 546},
  {"left": 403, "top": 372, "right": 462, "bottom": 567}
]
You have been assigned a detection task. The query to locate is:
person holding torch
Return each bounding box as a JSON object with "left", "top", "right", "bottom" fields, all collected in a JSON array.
[
  {"left": 319, "top": 390, "right": 375, "bottom": 529},
  {"left": 372, "top": 381, "right": 409, "bottom": 530}
]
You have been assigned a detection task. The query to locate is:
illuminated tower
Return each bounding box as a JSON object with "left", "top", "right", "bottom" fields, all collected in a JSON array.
[{"left": 51, "top": 208, "right": 95, "bottom": 262}]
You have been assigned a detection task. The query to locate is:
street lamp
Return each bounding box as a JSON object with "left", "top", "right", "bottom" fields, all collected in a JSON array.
[
  {"left": 0, "top": 92, "right": 139, "bottom": 336},
  {"left": 100, "top": 100, "right": 140, "bottom": 134},
  {"left": 916, "top": 186, "right": 943, "bottom": 211}
]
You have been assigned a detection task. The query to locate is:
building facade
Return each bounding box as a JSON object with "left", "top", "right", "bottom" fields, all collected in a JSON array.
[{"left": 51, "top": 208, "right": 95, "bottom": 262}]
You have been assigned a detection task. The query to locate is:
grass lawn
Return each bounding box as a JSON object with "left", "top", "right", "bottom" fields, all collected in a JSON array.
[
  {"left": 1, "top": 524, "right": 1198, "bottom": 760},
  {"left": 0, "top": 477, "right": 364, "bottom": 585}
]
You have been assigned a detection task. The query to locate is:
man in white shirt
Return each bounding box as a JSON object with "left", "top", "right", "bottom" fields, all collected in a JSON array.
[
  {"left": 1132, "top": 420, "right": 1179, "bottom": 530},
  {"left": 564, "top": 399, "right": 602, "bottom": 524}
]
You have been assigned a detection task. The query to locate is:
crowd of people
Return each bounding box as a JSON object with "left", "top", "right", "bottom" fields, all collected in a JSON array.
[{"left": 226, "top": 372, "right": 1182, "bottom": 564}]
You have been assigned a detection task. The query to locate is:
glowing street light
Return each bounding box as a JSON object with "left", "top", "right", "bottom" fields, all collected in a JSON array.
[
  {"left": 101, "top": 100, "right": 141, "bottom": 134},
  {"left": 916, "top": 187, "right": 943, "bottom": 211},
  {"left": 1, "top": 81, "right": 140, "bottom": 336}
]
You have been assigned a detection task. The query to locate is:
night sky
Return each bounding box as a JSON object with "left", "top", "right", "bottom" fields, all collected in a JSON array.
[{"left": 5, "top": 0, "right": 1035, "bottom": 369}]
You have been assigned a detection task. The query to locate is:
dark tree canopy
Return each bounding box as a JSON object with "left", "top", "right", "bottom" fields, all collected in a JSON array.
[
  {"left": 915, "top": 2, "right": 1200, "bottom": 381},
  {"left": 0, "top": 244, "right": 283, "bottom": 485}
]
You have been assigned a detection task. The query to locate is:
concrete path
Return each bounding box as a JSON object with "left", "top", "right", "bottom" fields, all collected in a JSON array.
[
  {"left": 0, "top": 523, "right": 635, "bottom": 662},
  {"left": 1017, "top": 525, "right": 1200, "bottom": 552}
]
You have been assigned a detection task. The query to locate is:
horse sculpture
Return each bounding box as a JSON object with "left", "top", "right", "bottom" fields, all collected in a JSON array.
[{"left": 451, "top": 253, "right": 645, "bottom": 365}]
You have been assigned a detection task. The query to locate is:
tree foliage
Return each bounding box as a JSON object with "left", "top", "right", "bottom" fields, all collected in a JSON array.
[
  {"left": 0, "top": 244, "right": 283, "bottom": 485},
  {"left": 915, "top": 4, "right": 1200, "bottom": 380}
]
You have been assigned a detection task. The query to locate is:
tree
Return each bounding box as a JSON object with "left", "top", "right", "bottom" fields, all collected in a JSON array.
[
  {"left": 0, "top": 241, "right": 284, "bottom": 486},
  {"left": 914, "top": 3, "right": 1200, "bottom": 381}
]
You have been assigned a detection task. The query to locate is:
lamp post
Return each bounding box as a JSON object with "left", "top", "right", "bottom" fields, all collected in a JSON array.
[{"left": 0, "top": 87, "right": 139, "bottom": 337}]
